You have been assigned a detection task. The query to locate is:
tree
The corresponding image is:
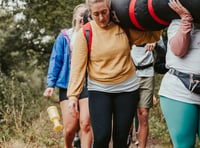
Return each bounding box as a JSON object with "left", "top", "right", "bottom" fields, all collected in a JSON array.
[
  {"left": 0, "top": 0, "right": 84, "bottom": 74},
  {"left": 0, "top": 0, "right": 84, "bottom": 140}
]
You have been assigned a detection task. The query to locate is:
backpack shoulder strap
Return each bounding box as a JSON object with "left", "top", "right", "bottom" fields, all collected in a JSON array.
[
  {"left": 61, "top": 28, "right": 71, "bottom": 57},
  {"left": 82, "top": 22, "right": 92, "bottom": 57}
]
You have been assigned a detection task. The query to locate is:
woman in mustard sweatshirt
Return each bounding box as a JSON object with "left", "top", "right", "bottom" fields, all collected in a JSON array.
[{"left": 67, "top": 0, "right": 161, "bottom": 147}]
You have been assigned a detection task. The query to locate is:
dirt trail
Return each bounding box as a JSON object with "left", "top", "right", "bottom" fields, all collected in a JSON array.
[{"left": 109, "top": 135, "right": 171, "bottom": 148}]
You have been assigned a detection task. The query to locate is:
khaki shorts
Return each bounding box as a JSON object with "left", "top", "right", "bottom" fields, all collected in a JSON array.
[{"left": 137, "top": 76, "right": 154, "bottom": 108}]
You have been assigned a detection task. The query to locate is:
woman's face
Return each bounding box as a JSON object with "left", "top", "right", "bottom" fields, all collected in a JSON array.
[{"left": 90, "top": 1, "right": 110, "bottom": 28}]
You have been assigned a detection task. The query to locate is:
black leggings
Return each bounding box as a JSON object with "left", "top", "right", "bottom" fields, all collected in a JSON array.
[{"left": 88, "top": 90, "right": 139, "bottom": 148}]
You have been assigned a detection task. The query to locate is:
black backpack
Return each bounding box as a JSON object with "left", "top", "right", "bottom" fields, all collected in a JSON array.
[{"left": 154, "top": 37, "right": 168, "bottom": 74}]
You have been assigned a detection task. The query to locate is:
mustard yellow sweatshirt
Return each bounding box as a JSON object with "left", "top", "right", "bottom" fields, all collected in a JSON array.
[{"left": 67, "top": 21, "right": 161, "bottom": 99}]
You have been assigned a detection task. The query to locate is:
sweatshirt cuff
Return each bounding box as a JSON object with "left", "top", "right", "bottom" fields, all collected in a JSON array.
[
  {"left": 47, "top": 83, "right": 56, "bottom": 88},
  {"left": 69, "top": 97, "right": 78, "bottom": 101}
]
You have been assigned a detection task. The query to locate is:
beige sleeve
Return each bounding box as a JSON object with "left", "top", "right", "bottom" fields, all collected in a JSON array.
[
  {"left": 67, "top": 29, "right": 88, "bottom": 100},
  {"left": 129, "top": 29, "right": 162, "bottom": 46}
]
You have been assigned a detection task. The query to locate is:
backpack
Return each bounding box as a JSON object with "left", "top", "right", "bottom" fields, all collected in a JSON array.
[
  {"left": 153, "top": 37, "right": 168, "bottom": 74},
  {"left": 61, "top": 24, "right": 92, "bottom": 57},
  {"left": 82, "top": 22, "right": 92, "bottom": 57}
]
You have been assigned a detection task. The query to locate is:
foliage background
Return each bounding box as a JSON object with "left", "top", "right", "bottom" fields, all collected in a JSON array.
[
  {"left": 0, "top": 0, "right": 199, "bottom": 147},
  {"left": 0, "top": 0, "right": 85, "bottom": 147}
]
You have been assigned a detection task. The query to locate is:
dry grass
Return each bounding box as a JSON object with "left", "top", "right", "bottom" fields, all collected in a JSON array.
[{"left": 1, "top": 110, "right": 64, "bottom": 148}]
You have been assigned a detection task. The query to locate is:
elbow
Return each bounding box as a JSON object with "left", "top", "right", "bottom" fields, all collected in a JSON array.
[
  {"left": 170, "top": 40, "right": 189, "bottom": 57},
  {"left": 174, "top": 53, "right": 184, "bottom": 57},
  {"left": 173, "top": 49, "right": 187, "bottom": 57}
]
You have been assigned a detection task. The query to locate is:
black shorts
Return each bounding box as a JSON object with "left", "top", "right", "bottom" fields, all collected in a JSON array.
[
  {"left": 59, "top": 78, "right": 88, "bottom": 102},
  {"left": 59, "top": 88, "right": 68, "bottom": 102}
]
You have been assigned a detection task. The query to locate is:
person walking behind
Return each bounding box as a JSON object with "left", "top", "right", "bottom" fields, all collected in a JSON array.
[
  {"left": 131, "top": 43, "right": 156, "bottom": 148},
  {"left": 159, "top": 0, "right": 200, "bottom": 147},
  {"left": 67, "top": 0, "right": 162, "bottom": 148},
  {"left": 43, "top": 4, "right": 92, "bottom": 148}
]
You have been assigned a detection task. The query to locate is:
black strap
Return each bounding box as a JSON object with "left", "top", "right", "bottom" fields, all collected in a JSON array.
[
  {"left": 85, "top": 28, "right": 90, "bottom": 52},
  {"left": 168, "top": 69, "right": 190, "bottom": 78},
  {"left": 169, "top": 69, "right": 200, "bottom": 80},
  {"left": 135, "top": 63, "right": 153, "bottom": 70},
  {"left": 84, "top": 26, "right": 91, "bottom": 76}
]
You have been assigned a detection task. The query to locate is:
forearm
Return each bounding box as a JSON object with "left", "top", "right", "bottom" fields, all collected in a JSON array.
[
  {"left": 67, "top": 31, "right": 88, "bottom": 99},
  {"left": 67, "top": 46, "right": 87, "bottom": 99},
  {"left": 47, "top": 34, "right": 65, "bottom": 87},
  {"left": 169, "top": 15, "right": 192, "bottom": 57}
]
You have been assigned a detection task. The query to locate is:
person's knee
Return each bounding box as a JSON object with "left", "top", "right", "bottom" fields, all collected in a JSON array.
[
  {"left": 63, "top": 127, "right": 72, "bottom": 138},
  {"left": 93, "top": 130, "right": 111, "bottom": 147},
  {"left": 93, "top": 135, "right": 110, "bottom": 148},
  {"left": 63, "top": 123, "right": 77, "bottom": 138},
  {"left": 79, "top": 119, "right": 91, "bottom": 133}
]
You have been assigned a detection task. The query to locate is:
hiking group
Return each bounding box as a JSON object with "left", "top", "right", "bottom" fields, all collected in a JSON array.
[{"left": 43, "top": 0, "right": 200, "bottom": 148}]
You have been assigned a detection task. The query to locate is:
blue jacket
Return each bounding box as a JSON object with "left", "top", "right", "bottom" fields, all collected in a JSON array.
[{"left": 46, "top": 32, "right": 71, "bottom": 89}]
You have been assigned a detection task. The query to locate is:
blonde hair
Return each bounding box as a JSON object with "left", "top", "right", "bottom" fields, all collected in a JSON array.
[
  {"left": 72, "top": 3, "right": 87, "bottom": 28},
  {"left": 85, "top": 0, "right": 111, "bottom": 9}
]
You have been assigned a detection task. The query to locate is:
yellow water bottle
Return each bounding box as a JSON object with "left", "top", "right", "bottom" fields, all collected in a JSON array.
[{"left": 47, "top": 106, "right": 63, "bottom": 131}]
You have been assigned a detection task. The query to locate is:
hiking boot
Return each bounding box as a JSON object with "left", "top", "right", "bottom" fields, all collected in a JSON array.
[{"left": 135, "top": 140, "right": 139, "bottom": 146}]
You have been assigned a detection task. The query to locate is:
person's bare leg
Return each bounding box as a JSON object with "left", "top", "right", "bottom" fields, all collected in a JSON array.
[
  {"left": 79, "top": 98, "right": 93, "bottom": 148},
  {"left": 137, "top": 108, "right": 149, "bottom": 148},
  {"left": 127, "top": 122, "right": 133, "bottom": 146},
  {"left": 60, "top": 100, "right": 78, "bottom": 148}
]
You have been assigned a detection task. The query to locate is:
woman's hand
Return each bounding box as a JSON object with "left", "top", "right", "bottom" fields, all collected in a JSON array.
[
  {"left": 168, "top": 0, "right": 192, "bottom": 21},
  {"left": 43, "top": 87, "right": 54, "bottom": 98},
  {"left": 145, "top": 42, "right": 156, "bottom": 52},
  {"left": 68, "top": 98, "right": 79, "bottom": 118}
]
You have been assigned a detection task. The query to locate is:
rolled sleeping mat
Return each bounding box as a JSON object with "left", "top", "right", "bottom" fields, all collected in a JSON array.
[
  {"left": 110, "top": 0, "right": 133, "bottom": 28},
  {"left": 152, "top": 0, "right": 200, "bottom": 23},
  {"left": 111, "top": 0, "right": 200, "bottom": 31},
  {"left": 111, "top": 0, "right": 170, "bottom": 30},
  {"left": 146, "top": 0, "right": 200, "bottom": 29},
  {"left": 129, "top": 0, "right": 169, "bottom": 30}
]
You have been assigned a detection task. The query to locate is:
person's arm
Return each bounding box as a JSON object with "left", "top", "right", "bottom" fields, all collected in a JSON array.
[
  {"left": 46, "top": 33, "right": 65, "bottom": 87},
  {"left": 129, "top": 29, "right": 162, "bottom": 46},
  {"left": 67, "top": 29, "right": 88, "bottom": 100},
  {"left": 168, "top": 0, "right": 193, "bottom": 57},
  {"left": 44, "top": 33, "right": 66, "bottom": 98}
]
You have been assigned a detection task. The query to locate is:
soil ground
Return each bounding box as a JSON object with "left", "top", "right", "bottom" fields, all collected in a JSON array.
[{"left": 108, "top": 128, "right": 172, "bottom": 148}]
